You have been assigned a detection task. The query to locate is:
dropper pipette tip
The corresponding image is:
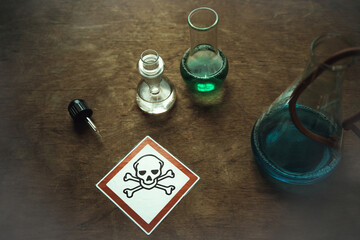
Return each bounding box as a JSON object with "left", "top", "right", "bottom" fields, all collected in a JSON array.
[{"left": 86, "top": 117, "right": 102, "bottom": 139}]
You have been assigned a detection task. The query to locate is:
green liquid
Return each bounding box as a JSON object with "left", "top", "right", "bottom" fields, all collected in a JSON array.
[{"left": 180, "top": 45, "right": 228, "bottom": 93}]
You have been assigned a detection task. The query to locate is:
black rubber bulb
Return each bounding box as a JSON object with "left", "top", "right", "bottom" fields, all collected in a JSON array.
[
  {"left": 68, "top": 99, "right": 101, "bottom": 137},
  {"left": 68, "top": 99, "right": 93, "bottom": 121}
]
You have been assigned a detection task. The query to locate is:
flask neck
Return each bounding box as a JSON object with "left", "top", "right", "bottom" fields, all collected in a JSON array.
[
  {"left": 304, "top": 33, "right": 354, "bottom": 75},
  {"left": 188, "top": 7, "right": 219, "bottom": 55},
  {"left": 138, "top": 49, "right": 164, "bottom": 79},
  {"left": 289, "top": 47, "right": 360, "bottom": 148},
  {"left": 138, "top": 49, "right": 164, "bottom": 95}
]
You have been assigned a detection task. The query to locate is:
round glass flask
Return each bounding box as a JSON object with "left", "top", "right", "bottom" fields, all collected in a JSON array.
[
  {"left": 251, "top": 33, "right": 358, "bottom": 185},
  {"left": 180, "top": 7, "right": 228, "bottom": 96},
  {"left": 136, "top": 49, "right": 176, "bottom": 114}
]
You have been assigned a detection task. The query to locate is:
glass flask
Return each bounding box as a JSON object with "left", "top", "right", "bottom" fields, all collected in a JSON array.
[
  {"left": 136, "top": 49, "right": 176, "bottom": 114},
  {"left": 251, "top": 33, "right": 360, "bottom": 185},
  {"left": 180, "top": 7, "right": 228, "bottom": 103}
]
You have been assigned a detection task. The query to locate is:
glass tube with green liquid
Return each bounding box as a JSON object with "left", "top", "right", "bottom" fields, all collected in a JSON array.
[{"left": 180, "top": 7, "right": 228, "bottom": 95}]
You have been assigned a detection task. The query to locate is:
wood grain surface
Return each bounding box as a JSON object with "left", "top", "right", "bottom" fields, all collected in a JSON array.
[{"left": 1, "top": 0, "right": 359, "bottom": 239}]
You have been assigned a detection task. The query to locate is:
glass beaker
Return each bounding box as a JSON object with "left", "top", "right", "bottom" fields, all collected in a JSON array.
[
  {"left": 251, "top": 33, "right": 360, "bottom": 185},
  {"left": 136, "top": 49, "right": 176, "bottom": 114},
  {"left": 180, "top": 7, "right": 228, "bottom": 101}
]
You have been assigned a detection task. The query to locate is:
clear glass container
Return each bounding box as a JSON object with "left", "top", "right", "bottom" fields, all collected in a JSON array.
[
  {"left": 180, "top": 7, "right": 228, "bottom": 103},
  {"left": 136, "top": 49, "right": 176, "bottom": 114},
  {"left": 251, "top": 33, "right": 360, "bottom": 185}
]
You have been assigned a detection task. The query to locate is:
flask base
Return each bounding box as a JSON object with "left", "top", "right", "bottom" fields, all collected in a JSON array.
[
  {"left": 180, "top": 45, "right": 228, "bottom": 94},
  {"left": 136, "top": 79, "right": 176, "bottom": 114},
  {"left": 251, "top": 105, "right": 341, "bottom": 185}
]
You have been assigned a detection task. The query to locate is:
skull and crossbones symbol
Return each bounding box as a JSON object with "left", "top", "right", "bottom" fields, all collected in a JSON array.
[{"left": 123, "top": 154, "right": 175, "bottom": 198}]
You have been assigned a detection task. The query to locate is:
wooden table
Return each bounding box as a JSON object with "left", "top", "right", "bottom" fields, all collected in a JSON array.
[{"left": 1, "top": 0, "right": 360, "bottom": 239}]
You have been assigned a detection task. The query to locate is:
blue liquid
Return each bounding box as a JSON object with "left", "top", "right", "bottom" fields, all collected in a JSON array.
[{"left": 251, "top": 105, "right": 341, "bottom": 184}]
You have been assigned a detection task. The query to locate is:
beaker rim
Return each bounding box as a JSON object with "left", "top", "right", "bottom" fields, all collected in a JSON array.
[
  {"left": 310, "top": 33, "right": 355, "bottom": 71},
  {"left": 139, "top": 49, "right": 164, "bottom": 77},
  {"left": 188, "top": 7, "right": 218, "bottom": 31},
  {"left": 140, "top": 49, "right": 159, "bottom": 64}
]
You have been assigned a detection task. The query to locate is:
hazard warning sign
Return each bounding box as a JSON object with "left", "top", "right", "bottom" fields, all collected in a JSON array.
[{"left": 96, "top": 136, "right": 200, "bottom": 235}]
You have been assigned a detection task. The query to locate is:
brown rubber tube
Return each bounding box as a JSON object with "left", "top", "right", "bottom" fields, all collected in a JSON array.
[{"left": 289, "top": 47, "right": 360, "bottom": 148}]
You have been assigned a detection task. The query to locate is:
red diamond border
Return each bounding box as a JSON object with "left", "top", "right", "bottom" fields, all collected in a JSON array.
[{"left": 96, "top": 136, "right": 199, "bottom": 235}]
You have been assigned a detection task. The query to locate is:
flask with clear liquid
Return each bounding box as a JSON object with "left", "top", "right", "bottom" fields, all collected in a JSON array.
[
  {"left": 136, "top": 49, "right": 176, "bottom": 114},
  {"left": 180, "top": 7, "right": 228, "bottom": 103},
  {"left": 251, "top": 33, "right": 360, "bottom": 185}
]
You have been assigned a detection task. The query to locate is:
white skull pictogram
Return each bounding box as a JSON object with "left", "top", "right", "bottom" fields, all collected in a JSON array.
[{"left": 134, "top": 155, "right": 163, "bottom": 189}]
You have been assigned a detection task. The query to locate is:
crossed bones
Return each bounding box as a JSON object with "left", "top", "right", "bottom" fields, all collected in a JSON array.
[{"left": 123, "top": 170, "right": 175, "bottom": 198}]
